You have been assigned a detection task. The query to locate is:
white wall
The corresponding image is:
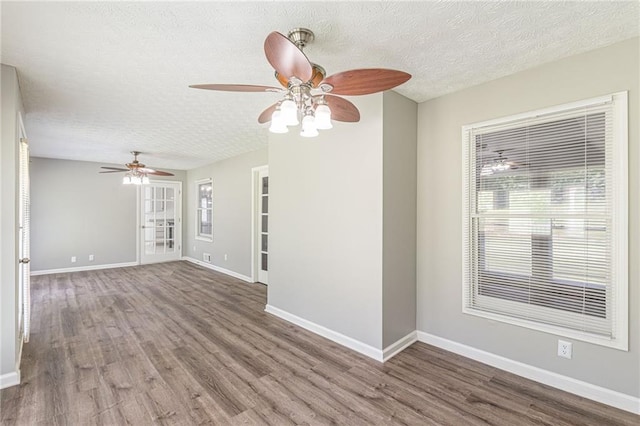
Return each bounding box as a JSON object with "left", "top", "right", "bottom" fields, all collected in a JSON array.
[
  {"left": 268, "top": 94, "right": 385, "bottom": 349},
  {"left": 267, "top": 92, "right": 418, "bottom": 352},
  {"left": 382, "top": 91, "right": 417, "bottom": 347},
  {"left": 0, "top": 64, "right": 24, "bottom": 383},
  {"left": 30, "top": 157, "right": 186, "bottom": 272},
  {"left": 185, "top": 148, "right": 268, "bottom": 278},
  {"left": 417, "top": 37, "right": 639, "bottom": 397}
]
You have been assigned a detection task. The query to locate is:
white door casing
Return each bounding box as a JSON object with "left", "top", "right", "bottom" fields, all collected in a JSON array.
[{"left": 251, "top": 166, "right": 268, "bottom": 284}]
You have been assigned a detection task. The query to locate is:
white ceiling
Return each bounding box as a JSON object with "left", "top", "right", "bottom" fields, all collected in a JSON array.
[{"left": 1, "top": 1, "right": 638, "bottom": 170}]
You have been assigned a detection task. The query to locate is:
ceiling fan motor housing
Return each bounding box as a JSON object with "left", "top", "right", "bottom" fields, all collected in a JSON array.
[
  {"left": 275, "top": 63, "right": 326, "bottom": 88},
  {"left": 287, "top": 28, "right": 315, "bottom": 50}
]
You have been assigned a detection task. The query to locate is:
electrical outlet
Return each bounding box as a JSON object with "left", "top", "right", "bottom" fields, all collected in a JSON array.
[
  {"left": 193, "top": 245, "right": 196, "bottom": 251},
  {"left": 203, "top": 253, "right": 211, "bottom": 263},
  {"left": 71, "top": 256, "right": 76, "bottom": 263},
  {"left": 224, "top": 254, "right": 228, "bottom": 261},
  {"left": 89, "top": 254, "right": 94, "bottom": 261},
  {"left": 558, "top": 340, "right": 572, "bottom": 359}
]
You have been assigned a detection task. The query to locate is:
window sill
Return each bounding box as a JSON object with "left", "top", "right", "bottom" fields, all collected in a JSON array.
[{"left": 463, "top": 304, "right": 628, "bottom": 351}]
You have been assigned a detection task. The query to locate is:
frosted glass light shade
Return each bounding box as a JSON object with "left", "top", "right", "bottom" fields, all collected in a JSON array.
[
  {"left": 300, "top": 127, "right": 319, "bottom": 137},
  {"left": 269, "top": 109, "right": 288, "bottom": 133},
  {"left": 123, "top": 175, "right": 132, "bottom": 184},
  {"left": 314, "top": 104, "right": 332, "bottom": 130},
  {"left": 281, "top": 99, "right": 299, "bottom": 126},
  {"left": 300, "top": 114, "right": 318, "bottom": 137}
]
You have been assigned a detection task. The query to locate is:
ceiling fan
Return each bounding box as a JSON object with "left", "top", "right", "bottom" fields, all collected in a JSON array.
[
  {"left": 190, "top": 28, "right": 411, "bottom": 137},
  {"left": 99, "top": 151, "right": 174, "bottom": 184}
]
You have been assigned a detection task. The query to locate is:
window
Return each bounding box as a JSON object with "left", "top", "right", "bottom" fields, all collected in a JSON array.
[
  {"left": 196, "top": 178, "right": 213, "bottom": 241},
  {"left": 462, "top": 92, "right": 628, "bottom": 350}
]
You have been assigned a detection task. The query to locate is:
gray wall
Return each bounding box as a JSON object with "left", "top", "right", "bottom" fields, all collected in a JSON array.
[
  {"left": 30, "top": 157, "right": 185, "bottom": 271},
  {"left": 0, "top": 64, "right": 24, "bottom": 378},
  {"left": 417, "top": 37, "right": 639, "bottom": 396},
  {"left": 268, "top": 94, "right": 385, "bottom": 349},
  {"left": 185, "top": 148, "right": 268, "bottom": 278},
  {"left": 382, "top": 91, "right": 418, "bottom": 347}
]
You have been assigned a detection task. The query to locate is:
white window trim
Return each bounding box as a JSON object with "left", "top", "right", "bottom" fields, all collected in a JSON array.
[
  {"left": 461, "top": 92, "right": 628, "bottom": 351},
  {"left": 195, "top": 178, "right": 213, "bottom": 242}
]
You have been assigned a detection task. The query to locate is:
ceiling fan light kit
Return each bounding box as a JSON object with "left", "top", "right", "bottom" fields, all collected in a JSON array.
[
  {"left": 99, "top": 151, "right": 174, "bottom": 185},
  {"left": 190, "top": 28, "right": 411, "bottom": 138},
  {"left": 122, "top": 172, "right": 150, "bottom": 185}
]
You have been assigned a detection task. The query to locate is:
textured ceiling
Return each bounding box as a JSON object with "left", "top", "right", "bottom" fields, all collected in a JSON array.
[{"left": 1, "top": 1, "right": 638, "bottom": 170}]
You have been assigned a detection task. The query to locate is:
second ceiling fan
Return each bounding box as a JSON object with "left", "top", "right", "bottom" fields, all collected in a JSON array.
[{"left": 190, "top": 28, "right": 411, "bottom": 137}]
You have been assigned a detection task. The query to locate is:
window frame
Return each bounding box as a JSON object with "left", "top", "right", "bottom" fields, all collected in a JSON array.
[
  {"left": 195, "top": 178, "right": 213, "bottom": 242},
  {"left": 461, "top": 92, "right": 628, "bottom": 350}
]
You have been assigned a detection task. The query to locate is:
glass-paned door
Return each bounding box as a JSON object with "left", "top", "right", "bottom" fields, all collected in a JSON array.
[
  {"left": 258, "top": 170, "right": 268, "bottom": 284},
  {"left": 18, "top": 135, "right": 31, "bottom": 342},
  {"left": 140, "top": 182, "right": 182, "bottom": 264}
]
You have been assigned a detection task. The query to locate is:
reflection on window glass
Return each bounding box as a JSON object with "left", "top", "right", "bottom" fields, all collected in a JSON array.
[
  {"left": 552, "top": 218, "right": 607, "bottom": 286},
  {"left": 480, "top": 218, "right": 532, "bottom": 276},
  {"left": 477, "top": 168, "right": 607, "bottom": 282}
]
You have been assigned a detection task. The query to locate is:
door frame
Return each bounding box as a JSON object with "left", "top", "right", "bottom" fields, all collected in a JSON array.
[
  {"left": 136, "top": 180, "right": 183, "bottom": 265},
  {"left": 251, "top": 165, "right": 268, "bottom": 283}
]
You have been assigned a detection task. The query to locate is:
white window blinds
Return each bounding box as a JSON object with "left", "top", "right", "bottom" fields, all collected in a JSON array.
[{"left": 462, "top": 93, "right": 628, "bottom": 350}]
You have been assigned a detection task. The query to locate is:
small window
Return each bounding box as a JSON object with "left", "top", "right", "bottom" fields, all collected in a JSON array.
[
  {"left": 196, "top": 178, "right": 213, "bottom": 241},
  {"left": 462, "top": 92, "right": 628, "bottom": 350}
]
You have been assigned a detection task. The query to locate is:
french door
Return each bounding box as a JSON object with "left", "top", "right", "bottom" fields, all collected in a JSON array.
[
  {"left": 140, "top": 182, "right": 182, "bottom": 264},
  {"left": 18, "top": 134, "right": 31, "bottom": 343}
]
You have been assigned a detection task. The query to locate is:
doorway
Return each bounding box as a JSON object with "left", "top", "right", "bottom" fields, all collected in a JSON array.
[
  {"left": 252, "top": 166, "right": 268, "bottom": 284},
  {"left": 139, "top": 181, "right": 182, "bottom": 264}
]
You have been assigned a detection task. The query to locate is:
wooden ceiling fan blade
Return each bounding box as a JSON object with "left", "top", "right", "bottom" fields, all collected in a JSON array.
[
  {"left": 258, "top": 103, "right": 278, "bottom": 123},
  {"left": 264, "top": 31, "right": 313, "bottom": 82},
  {"left": 142, "top": 169, "right": 174, "bottom": 177},
  {"left": 189, "top": 84, "right": 281, "bottom": 92},
  {"left": 100, "top": 166, "right": 129, "bottom": 172},
  {"left": 323, "top": 69, "right": 411, "bottom": 96},
  {"left": 325, "top": 95, "right": 360, "bottom": 122},
  {"left": 99, "top": 170, "right": 127, "bottom": 174}
]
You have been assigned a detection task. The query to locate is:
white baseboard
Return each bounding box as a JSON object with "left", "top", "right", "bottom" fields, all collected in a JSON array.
[
  {"left": 265, "top": 304, "right": 385, "bottom": 361},
  {"left": 383, "top": 331, "right": 418, "bottom": 362},
  {"left": 264, "top": 305, "right": 418, "bottom": 362},
  {"left": 30, "top": 261, "right": 138, "bottom": 276},
  {"left": 182, "top": 257, "right": 253, "bottom": 283},
  {"left": 417, "top": 331, "right": 640, "bottom": 415},
  {"left": 264, "top": 305, "right": 418, "bottom": 363},
  {"left": 0, "top": 371, "right": 20, "bottom": 389}
]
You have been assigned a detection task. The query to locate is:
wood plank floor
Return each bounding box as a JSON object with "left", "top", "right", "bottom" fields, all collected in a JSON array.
[{"left": 1, "top": 261, "right": 638, "bottom": 425}]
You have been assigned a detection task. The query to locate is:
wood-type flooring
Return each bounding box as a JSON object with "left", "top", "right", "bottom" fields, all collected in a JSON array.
[{"left": 1, "top": 261, "right": 638, "bottom": 425}]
